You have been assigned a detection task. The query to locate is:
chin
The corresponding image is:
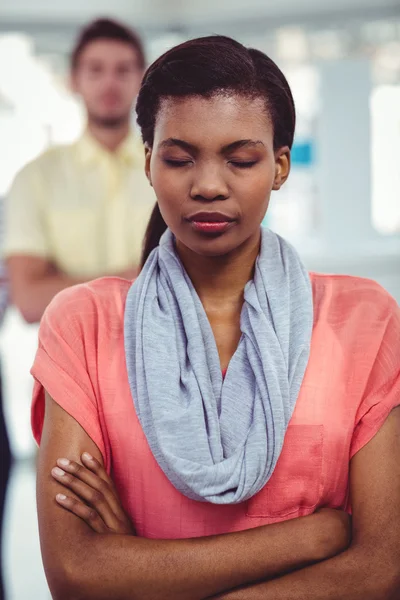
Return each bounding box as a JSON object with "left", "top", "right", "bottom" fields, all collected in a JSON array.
[
  {"left": 183, "top": 234, "right": 243, "bottom": 259},
  {"left": 90, "top": 112, "right": 129, "bottom": 128}
]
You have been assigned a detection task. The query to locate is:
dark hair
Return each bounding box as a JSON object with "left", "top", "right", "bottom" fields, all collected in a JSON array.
[
  {"left": 71, "top": 18, "right": 145, "bottom": 70},
  {"left": 138, "top": 35, "right": 296, "bottom": 267}
]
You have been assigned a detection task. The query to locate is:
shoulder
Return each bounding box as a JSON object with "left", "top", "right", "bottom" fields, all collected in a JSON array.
[
  {"left": 41, "top": 277, "right": 131, "bottom": 345},
  {"left": 36, "top": 144, "right": 75, "bottom": 174},
  {"left": 45, "top": 276, "right": 131, "bottom": 321},
  {"left": 310, "top": 272, "right": 398, "bottom": 327}
]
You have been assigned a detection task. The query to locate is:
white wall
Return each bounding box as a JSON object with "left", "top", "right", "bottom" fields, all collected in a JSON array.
[{"left": 1, "top": 0, "right": 399, "bottom": 27}]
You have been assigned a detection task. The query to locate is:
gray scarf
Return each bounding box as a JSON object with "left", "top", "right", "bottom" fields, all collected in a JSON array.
[{"left": 124, "top": 228, "right": 313, "bottom": 504}]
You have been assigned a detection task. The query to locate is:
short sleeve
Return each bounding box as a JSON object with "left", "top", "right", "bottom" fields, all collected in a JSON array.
[
  {"left": 31, "top": 285, "right": 108, "bottom": 467},
  {"left": 350, "top": 296, "right": 400, "bottom": 458},
  {"left": 2, "top": 162, "right": 50, "bottom": 258}
]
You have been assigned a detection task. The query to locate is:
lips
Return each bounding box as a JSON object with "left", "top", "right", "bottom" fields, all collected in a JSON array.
[
  {"left": 100, "top": 94, "right": 121, "bottom": 107},
  {"left": 187, "top": 211, "right": 235, "bottom": 223},
  {"left": 186, "top": 212, "right": 236, "bottom": 235}
]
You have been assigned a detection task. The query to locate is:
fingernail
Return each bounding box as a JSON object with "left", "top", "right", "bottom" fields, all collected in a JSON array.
[
  {"left": 82, "top": 452, "right": 93, "bottom": 461},
  {"left": 56, "top": 494, "right": 67, "bottom": 501},
  {"left": 58, "top": 458, "right": 70, "bottom": 467},
  {"left": 52, "top": 467, "right": 65, "bottom": 477}
]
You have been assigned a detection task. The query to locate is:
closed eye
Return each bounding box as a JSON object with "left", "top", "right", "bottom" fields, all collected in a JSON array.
[
  {"left": 229, "top": 161, "right": 258, "bottom": 169},
  {"left": 163, "top": 159, "right": 193, "bottom": 167}
]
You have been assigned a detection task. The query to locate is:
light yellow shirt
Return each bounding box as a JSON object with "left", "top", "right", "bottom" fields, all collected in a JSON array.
[{"left": 3, "top": 131, "right": 156, "bottom": 277}]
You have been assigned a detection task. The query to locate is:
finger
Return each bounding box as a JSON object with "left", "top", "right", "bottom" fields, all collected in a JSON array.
[
  {"left": 55, "top": 493, "right": 107, "bottom": 534},
  {"left": 79, "top": 456, "right": 135, "bottom": 534},
  {"left": 52, "top": 466, "right": 121, "bottom": 531},
  {"left": 80, "top": 453, "right": 114, "bottom": 489},
  {"left": 56, "top": 457, "right": 122, "bottom": 518},
  {"left": 72, "top": 454, "right": 128, "bottom": 523}
]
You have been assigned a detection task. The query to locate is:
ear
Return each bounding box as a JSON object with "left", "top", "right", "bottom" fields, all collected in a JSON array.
[
  {"left": 273, "top": 147, "right": 291, "bottom": 191},
  {"left": 144, "top": 144, "right": 153, "bottom": 187}
]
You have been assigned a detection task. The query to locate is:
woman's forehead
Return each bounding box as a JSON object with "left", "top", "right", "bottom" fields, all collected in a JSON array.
[{"left": 154, "top": 94, "right": 272, "bottom": 146}]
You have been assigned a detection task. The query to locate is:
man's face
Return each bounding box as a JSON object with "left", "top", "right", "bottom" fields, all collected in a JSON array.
[{"left": 72, "top": 39, "right": 143, "bottom": 127}]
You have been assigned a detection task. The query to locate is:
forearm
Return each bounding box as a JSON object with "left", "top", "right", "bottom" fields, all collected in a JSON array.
[
  {"left": 56, "top": 514, "right": 328, "bottom": 600},
  {"left": 9, "top": 255, "right": 138, "bottom": 323},
  {"left": 212, "top": 545, "right": 398, "bottom": 600}
]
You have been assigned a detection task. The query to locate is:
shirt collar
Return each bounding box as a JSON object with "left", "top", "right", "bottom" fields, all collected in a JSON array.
[{"left": 75, "top": 129, "right": 144, "bottom": 167}]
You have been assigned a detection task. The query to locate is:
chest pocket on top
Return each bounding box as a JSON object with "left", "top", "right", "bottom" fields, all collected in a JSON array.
[{"left": 246, "top": 424, "right": 324, "bottom": 518}]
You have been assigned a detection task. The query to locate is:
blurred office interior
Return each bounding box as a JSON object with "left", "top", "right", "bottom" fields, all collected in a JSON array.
[{"left": 0, "top": 0, "right": 399, "bottom": 597}]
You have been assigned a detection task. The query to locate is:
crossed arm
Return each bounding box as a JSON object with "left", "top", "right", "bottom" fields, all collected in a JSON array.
[
  {"left": 7, "top": 256, "right": 138, "bottom": 323},
  {"left": 37, "top": 395, "right": 400, "bottom": 600}
]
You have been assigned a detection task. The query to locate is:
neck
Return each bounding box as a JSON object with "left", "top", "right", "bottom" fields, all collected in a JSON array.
[
  {"left": 87, "top": 120, "right": 130, "bottom": 152},
  {"left": 176, "top": 231, "right": 261, "bottom": 308}
]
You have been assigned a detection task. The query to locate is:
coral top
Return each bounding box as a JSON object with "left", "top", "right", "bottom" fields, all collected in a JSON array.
[{"left": 31, "top": 274, "right": 400, "bottom": 538}]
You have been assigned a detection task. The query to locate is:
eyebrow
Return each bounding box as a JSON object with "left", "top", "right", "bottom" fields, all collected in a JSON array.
[
  {"left": 159, "top": 138, "right": 265, "bottom": 154},
  {"left": 85, "top": 58, "right": 137, "bottom": 67}
]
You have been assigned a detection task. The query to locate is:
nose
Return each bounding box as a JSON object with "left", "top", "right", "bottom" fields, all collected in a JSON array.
[
  {"left": 190, "top": 164, "right": 229, "bottom": 202},
  {"left": 100, "top": 68, "right": 121, "bottom": 87},
  {"left": 103, "top": 73, "right": 120, "bottom": 87}
]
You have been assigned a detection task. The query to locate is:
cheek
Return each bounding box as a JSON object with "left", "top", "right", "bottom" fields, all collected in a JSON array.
[
  {"left": 237, "top": 170, "right": 274, "bottom": 212},
  {"left": 150, "top": 161, "right": 188, "bottom": 200},
  {"left": 131, "top": 74, "right": 143, "bottom": 95},
  {"left": 150, "top": 167, "right": 187, "bottom": 221},
  {"left": 81, "top": 82, "right": 100, "bottom": 101},
  {"left": 121, "top": 80, "right": 138, "bottom": 99}
]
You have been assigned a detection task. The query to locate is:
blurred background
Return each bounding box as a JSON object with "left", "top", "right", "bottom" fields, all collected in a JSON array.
[{"left": 0, "top": 0, "right": 399, "bottom": 597}]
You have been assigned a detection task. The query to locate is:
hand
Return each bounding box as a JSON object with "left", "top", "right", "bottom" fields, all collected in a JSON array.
[
  {"left": 51, "top": 452, "right": 135, "bottom": 535},
  {"left": 313, "top": 508, "right": 352, "bottom": 560}
]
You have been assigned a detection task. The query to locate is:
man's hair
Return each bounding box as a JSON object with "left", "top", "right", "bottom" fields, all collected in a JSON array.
[{"left": 71, "top": 18, "right": 145, "bottom": 70}]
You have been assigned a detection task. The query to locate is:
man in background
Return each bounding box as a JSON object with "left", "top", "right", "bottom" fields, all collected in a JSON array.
[{"left": 3, "top": 18, "right": 155, "bottom": 323}]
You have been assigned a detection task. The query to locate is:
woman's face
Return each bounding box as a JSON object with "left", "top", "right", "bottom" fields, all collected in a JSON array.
[{"left": 145, "top": 94, "right": 290, "bottom": 257}]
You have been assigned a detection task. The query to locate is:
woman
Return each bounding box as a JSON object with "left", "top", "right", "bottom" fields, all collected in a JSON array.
[{"left": 32, "top": 36, "right": 400, "bottom": 600}]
